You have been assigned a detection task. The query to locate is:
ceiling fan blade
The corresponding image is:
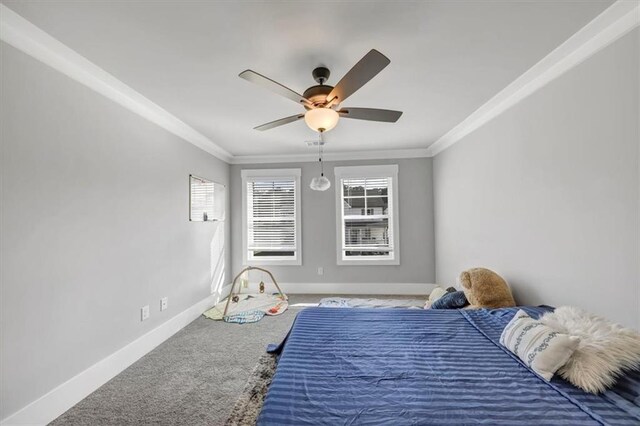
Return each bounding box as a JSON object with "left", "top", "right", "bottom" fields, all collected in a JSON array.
[
  {"left": 326, "top": 50, "right": 391, "bottom": 105},
  {"left": 254, "top": 114, "right": 304, "bottom": 131},
  {"left": 338, "top": 107, "right": 402, "bottom": 123},
  {"left": 239, "top": 70, "right": 311, "bottom": 106}
]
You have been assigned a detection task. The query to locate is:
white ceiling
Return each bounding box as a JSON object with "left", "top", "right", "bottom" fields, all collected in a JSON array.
[{"left": 2, "top": 0, "right": 613, "bottom": 157}]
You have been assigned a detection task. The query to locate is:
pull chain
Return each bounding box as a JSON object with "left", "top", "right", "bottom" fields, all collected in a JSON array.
[{"left": 319, "top": 131, "right": 325, "bottom": 176}]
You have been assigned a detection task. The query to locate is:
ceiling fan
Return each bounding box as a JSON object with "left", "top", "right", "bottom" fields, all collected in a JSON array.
[{"left": 239, "top": 49, "right": 403, "bottom": 133}]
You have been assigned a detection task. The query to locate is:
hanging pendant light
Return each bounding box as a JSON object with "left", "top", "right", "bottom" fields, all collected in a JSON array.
[
  {"left": 310, "top": 175, "right": 331, "bottom": 191},
  {"left": 310, "top": 131, "right": 331, "bottom": 191}
]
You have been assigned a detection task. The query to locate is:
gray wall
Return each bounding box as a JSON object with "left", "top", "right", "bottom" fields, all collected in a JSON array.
[
  {"left": 433, "top": 29, "right": 639, "bottom": 328},
  {"left": 230, "top": 158, "right": 435, "bottom": 286},
  {"left": 0, "top": 43, "right": 230, "bottom": 419}
]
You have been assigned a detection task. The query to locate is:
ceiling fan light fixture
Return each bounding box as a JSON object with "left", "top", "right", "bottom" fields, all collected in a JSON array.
[
  {"left": 310, "top": 176, "right": 331, "bottom": 191},
  {"left": 241, "top": 50, "right": 402, "bottom": 132},
  {"left": 304, "top": 108, "right": 339, "bottom": 132}
]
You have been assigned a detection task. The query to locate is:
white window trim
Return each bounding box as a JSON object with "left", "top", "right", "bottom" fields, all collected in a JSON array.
[
  {"left": 241, "top": 168, "right": 302, "bottom": 266},
  {"left": 334, "top": 165, "right": 400, "bottom": 266}
]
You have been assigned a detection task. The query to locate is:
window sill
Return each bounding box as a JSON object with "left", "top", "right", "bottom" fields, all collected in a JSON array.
[
  {"left": 337, "top": 258, "right": 400, "bottom": 266},
  {"left": 246, "top": 258, "right": 301, "bottom": 266}
]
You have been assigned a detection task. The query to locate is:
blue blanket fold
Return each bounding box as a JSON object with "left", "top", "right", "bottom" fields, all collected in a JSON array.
[{"left": 258, "top": 307, "right": 639, "bottom": 425}]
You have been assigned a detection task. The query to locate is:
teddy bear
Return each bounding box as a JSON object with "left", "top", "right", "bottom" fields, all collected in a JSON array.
[{"left": 458, "top": 267, "right": 516, "bottom": 309}]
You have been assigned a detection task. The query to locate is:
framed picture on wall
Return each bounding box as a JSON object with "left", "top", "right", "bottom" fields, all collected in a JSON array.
[{"left": 189, "top": 174, "right": 225, "bottom": 222}]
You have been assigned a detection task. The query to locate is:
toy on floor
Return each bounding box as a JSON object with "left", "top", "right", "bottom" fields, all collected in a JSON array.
[
  {"left": 224, "top": 266, "right": 287, "bottom": 316},
  {"left": 458, "top": 267, "right": 516, "bottom": 309},
  {"left": 202, "top": 266, "right": 289, "bottom": 324}
]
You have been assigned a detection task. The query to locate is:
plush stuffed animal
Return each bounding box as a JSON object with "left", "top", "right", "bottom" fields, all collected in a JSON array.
[{"left": 458, "top": 267, "right": 516, "bottom": 309}]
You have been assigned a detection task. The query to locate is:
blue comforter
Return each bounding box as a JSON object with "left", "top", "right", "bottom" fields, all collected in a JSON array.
[{"left": 258, "top": 307, "right": 640, "bottom": 425}]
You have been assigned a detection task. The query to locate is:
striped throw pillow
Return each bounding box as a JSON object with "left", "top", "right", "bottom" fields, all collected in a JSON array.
[{"left": 500, "top": 310, "right": 580, "bottom": 381}]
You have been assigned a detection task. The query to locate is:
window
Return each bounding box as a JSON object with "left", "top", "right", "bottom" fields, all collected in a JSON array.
[
  {"left": 242, "top": 169, "right": 301, "bottom": 265},
  {"left": 334, "top": 165, "right": 399, "bottom": 265},
  {"left": 189, "top": 175, "right": 225, "bottom": 222}
]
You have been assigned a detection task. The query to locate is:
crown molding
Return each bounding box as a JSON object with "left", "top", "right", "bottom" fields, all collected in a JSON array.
[
  {"left": 2, "top": 2, "right": 637, "bottom": 164},
  {"left": 0, "top": 4, "right": 233, "bottom": 163},
  {"left": 230, "top": 148, "right": 431, "bottom": 164},
  {"left": 426, "top": 0, "right": 640, "bottom": 157}
]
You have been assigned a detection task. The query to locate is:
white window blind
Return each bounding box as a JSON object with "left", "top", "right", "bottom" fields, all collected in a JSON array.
[
  {"left": 190, "top": 175, "right": 225, "bottom": 222},
  {"left": 247, "top": 179, "right": 296, "bottom": 252},
  {"left": 242, "top": 169, "right": 301, "bottom": 265},
  {"left": 335, "top": 165, "right": 399, "bottom": 265}
]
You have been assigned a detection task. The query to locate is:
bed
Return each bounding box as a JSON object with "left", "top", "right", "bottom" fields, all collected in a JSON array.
[{"left": 257, "top": 307, "right": 640, "bottom": 425}]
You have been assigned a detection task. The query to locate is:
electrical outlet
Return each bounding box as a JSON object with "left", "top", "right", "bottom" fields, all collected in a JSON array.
[
  {"left": 317, "top": 267, "right": 324, "bottom": 276},
  {"left": 160, "top": 297, "right": 168, "bottom": 311},
  {"left": 141, "top": 305, "right": 150, "bottom": 321}
]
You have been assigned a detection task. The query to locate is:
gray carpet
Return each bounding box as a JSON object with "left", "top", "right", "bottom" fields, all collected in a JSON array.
[
  {"left": 225, "top": 353, "right": 277, "bottom": 426},
  {"left": 50, "top": 294, "right": 420, "bottom": 425}
]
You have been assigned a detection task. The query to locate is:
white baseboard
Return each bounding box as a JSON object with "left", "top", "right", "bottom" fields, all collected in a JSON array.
[
  {"left": 1, "top": 293, "right": 220, "bottom": 426},
  {"left": 276, "top": 282, "right": 437, "bottom": 296}
]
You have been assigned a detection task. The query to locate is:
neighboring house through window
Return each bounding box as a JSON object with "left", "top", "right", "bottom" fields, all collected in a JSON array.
[
  {"left": 242, "top": 168, "right": 301, "bottom": 265},
  {"left": 334, "top": 165, "right": 399, "bottom": 265}
]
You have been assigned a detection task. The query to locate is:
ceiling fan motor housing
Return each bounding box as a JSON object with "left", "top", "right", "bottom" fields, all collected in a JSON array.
[{"left": 303, "top": 84, "right": 333, "bottom": 109}]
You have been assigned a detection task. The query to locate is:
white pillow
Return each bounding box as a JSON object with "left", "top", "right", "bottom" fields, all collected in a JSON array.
[
  {"left": 539, "top": 306, "right": 640, "bottom": 394},
  {"left": 500, "top": 310, "right": 579, "bottom": 381}
]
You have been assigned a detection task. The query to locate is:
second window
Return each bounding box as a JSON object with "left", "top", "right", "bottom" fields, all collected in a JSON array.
[{"left": 334, "top": 165, "right": 399, "bottom": 265}]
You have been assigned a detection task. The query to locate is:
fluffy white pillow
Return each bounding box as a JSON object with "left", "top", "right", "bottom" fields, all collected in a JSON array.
[
  {"left": 539, "top": 306, "right": 640, "bottom": 394},
  {"left": 500, "top": 310, "right": 580, "bottom": 381}
]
